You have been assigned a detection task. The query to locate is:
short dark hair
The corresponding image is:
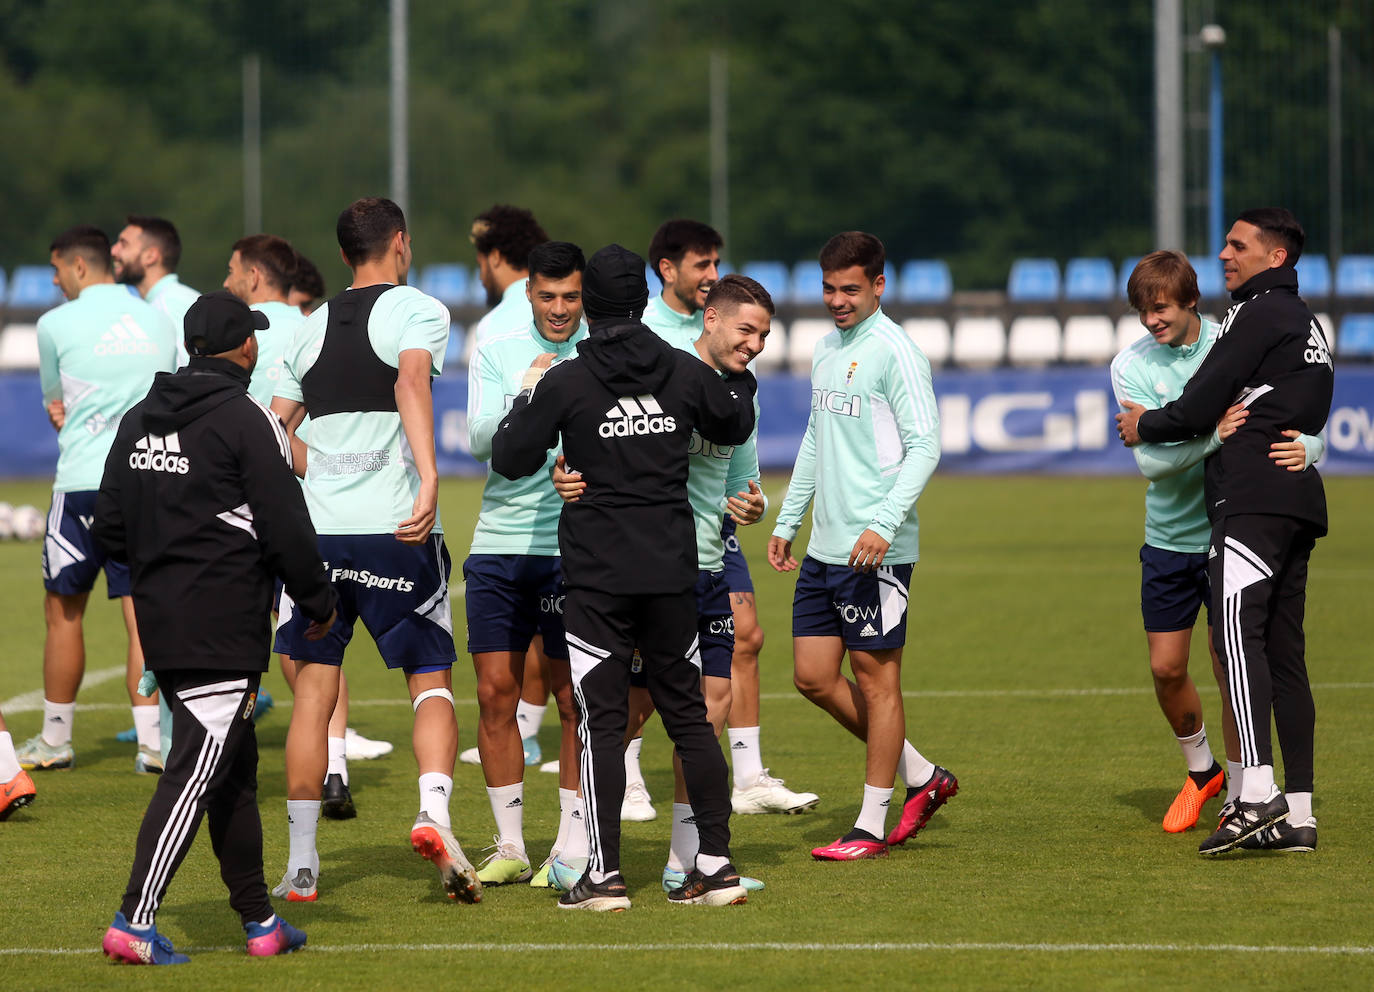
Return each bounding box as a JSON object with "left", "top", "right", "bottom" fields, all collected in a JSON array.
[
  {"left": 126, "top": 215, "right": 182, "bottom": 271},
  {"left": 819, "top": 231, "right": 885, "bottom": 280},
  {"left": 1236, "top": 207, "right": 1305, "bottom": 264},
  {"left": 1127, "top": 250, "right": 1200, "bottom": 311},
  {"left": 337, "top": 197, "right": 407, "bottom": 267},
  {"left": 292, "top": 252, "right": 325, "bottom": 299},
  {"left": 50, "top": 226, "right": 112, "bottom": 271},
  {"left": 233, "top": 234, "right": 298, "bottom": 292},
  {"left": 648, "top": 219, "right": 723, "bottom": 285},
  {"left": 470, "top": 204, "right": 548, "bottom": 272},
  {"left": 528, "top": 241, "right": 585, "bottom": 282},
  {"left": 705, "top": 272, "right": 774, "bottom": 316}
]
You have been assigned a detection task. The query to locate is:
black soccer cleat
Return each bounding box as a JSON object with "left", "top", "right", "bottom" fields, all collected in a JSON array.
[
  {"left": 1239, "top": 817, "right": 1317, "bottom": 853},
  {"left": 321, "top": 773, "right": 356, "bottom": 820},
  {"left": 1198, "top": 792, "right": 1289, "bottom": 856},
  {"left": 557, "top": 872, "right": 631, "bottom": 912},
  {"left": 666, "top": 864, "right": 749, "bottom": 907}
]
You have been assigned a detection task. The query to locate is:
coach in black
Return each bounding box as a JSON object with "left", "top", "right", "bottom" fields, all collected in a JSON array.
[
  {"left": 1117, "top": 208, "right": 1333, "bottom": 856},
  {"left": 492, "top": 244, "right": 757, "bottom": 910},
  {"left": 93, "top": 291, "right": 337, "bottom": 963}
]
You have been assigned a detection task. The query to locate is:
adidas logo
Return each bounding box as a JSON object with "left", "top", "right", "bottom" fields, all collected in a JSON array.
[
  {"left": 731, "top": 741, "right": 747, "bottom": 750},
  {"left": 428, "top": 785, "right": 448, "bottom": 796},
  {"left": 95, "top": 315, "right": 157, "bottom": 356},
  {"left": 682, "top": 815, "right": 697, "bottom": 825},
  {"left": 128, "top": 938, "right": 154, "bottom": 963},
  {"left": 505, "top": 798, "right": 523, "bottom": 809},
  {"left": 598, "top": 394, "right": 678, "bottom": 438},
  {"left": 859, "top": 622, "right": 878, "bottom": 638},
  {"left": 1208, "top": 545, "right": 1217, "bottom": 559},
  {"left": 880, "top": 799, "right": 890, "bottom": 807},
  {"left": 570, "top": 810, "right": 583, "bottom": 820},
  {"left": 48, "top": 716, "right": 66, "bottom": 725},
  {"left": 129, "top": 433, "right": 189, "bottom": 475},
  {"left": 1304, "top": 322, "right": 1332, "bottom": 367}
]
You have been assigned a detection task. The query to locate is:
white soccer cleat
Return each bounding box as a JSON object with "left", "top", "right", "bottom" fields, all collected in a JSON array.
[
  {"left": 458, "top": 746, "right": 482, "bottom": 766},
  {"left": 621, "top": 781, "right": 657, "bottom": 821},
  {"left": 539, "top": 759, "right": 560, "bottom": 774},
  {"left": 344, "top": 727, "right": 393, "bottom": 761},
  {"left": 410, "top": 812, "right": 482, "bottom": 903},
  {"left": 731, "top": 769, "right": 819, "bottom": 815}
]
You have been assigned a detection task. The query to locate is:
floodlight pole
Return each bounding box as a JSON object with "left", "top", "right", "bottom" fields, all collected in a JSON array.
[
  {"left": 1201, "top": 24, "right": 1226, "bottom": 256},
  {"left": 1328, "top": 24, "right": 1342, "bottom": 263},
  {"left": 1154, "top": 0, "right": 1184, "bottom": 249},
  {"left": 390, "top": 0, "right": 409, "bottom": 216}
]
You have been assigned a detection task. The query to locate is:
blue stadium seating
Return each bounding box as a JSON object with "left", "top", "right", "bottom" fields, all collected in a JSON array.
[
  {"left": 0, "top": 268, "right": 7, "bottom": 303},
  {"left": 1296, "top": 254, "right": 1331, "bottom": 297},
  {"left": 897, "top": 260, "right": 952, "bottom": 304},
  {"left": 1118, "top": 256, "right": 1142, "bottom": 297},
  {"left": 1194, "top": 259, "right": 1226, "bottom": 298},
  {"left": 7, "top": 265, "right": 62, "bottom": 309},
  {"left": 1063, "top": 258, "right": 1115, "bottom": 301},
  {"left": 418, "top": 264, "right": 471, "bottom": 306},
  {"left": 1007, "top": 258, "right": 1060, "bottom": 302},
  {"left": 1335, "top": 255, "right": 1374, "bottom": 297},
  {"left": 789, "top": 261, "right": 821, "bottom": 304},
  {"left": 1337, "top": 314, "right": 1374, "bottom": 358},
  {"left": 741, "top": 262, "right": 790, "bottom": 306},
  {"left": 444, "top": 323, "right": 466, "bottom": 365}
]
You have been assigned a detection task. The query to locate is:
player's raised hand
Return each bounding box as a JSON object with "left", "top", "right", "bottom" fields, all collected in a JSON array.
[
  {"left": 727, "top": 479, "right": 765, "bottom": 525},
  {"left": 848, "top": 529, "right": 889, "bottom": 573},
  {"left": 1116, "top": 401, "right": 1145, "bottom": 446},
  {"left": 1216, "top": 402, "right": 1249, "bottom": 441},
  {"left": 767, "top": 535, "right": 798, "bottom": 572},
  {"left": 552, "top": 454, "right": 585, "bottom": 503}
]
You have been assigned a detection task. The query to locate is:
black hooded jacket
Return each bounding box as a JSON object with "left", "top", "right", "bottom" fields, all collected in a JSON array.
[
  {"left": 93, "top": 358, "right": 337, "bottom": 671},
  {"left": 1137, "top": 266, "right": 1334, "bottom": 533},
  {"left": 491, "top": 318, "right": 756, "bottom": 595}
]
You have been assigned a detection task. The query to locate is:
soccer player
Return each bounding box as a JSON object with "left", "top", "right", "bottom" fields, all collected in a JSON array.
[
  {"left": 287, "top": 252, "right": 326, "bottom": 315},
  {"left": 94, "top": 291, "right": 335, "bottom": 963},
  {"left": 1111, "top": 250, "right": 1322, "bottom": 834},
  {"left": 0, "top": 709, "right": 37, "bottom": 820},
  {"left": 18, "top": 226, "right": 176, "bottom": 776},
  {"left": 1118, "top": 208, "right": 1334, "bottom": 855},
  {"left": 111, "top": 215, "right": 200, "bottom": 367},
  {"left": 768, "top": 231, "right": 957, "bottom": 861},
  {"left": 492, "top": 244, "right": 758, "bottom": 910},
  {"left": 270, "top": 197, "right": 480, "bottom": 903},
  {"left": 463, "top": 241, "right": 588, "bottom": 886}
]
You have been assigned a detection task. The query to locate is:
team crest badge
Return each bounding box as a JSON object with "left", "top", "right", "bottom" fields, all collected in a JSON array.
[{"left": 845, "top": 362, "right": 858, "bottom": 385}]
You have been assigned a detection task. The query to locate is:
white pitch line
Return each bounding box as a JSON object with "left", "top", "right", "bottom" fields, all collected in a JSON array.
[
  {"left": 8, "top": 939, "right": 1373, "bottom": 957},
  {"left": 0, "top": 665, "right": 126, "bottom": 713}
]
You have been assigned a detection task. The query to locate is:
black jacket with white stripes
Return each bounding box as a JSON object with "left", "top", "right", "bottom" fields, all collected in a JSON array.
[
  {"left": 490, "top": 317, "right": 757, "bottom": 596},
  {"left": 1137, "top": 266, "right": 1333, "bottom": 534},
  {"left": 93, "top": 358, "right": 337, "bottom": 671}
]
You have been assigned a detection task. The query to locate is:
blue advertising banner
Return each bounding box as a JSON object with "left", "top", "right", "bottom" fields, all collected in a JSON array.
[{"left": 3, "top": 367, "right": 1372, "bottom": 479}]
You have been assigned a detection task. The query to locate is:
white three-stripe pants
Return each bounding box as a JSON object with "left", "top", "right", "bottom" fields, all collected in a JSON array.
[
  {"left": 119, "top": 670, "right": 272, "bottom": 928},
  {"left": 1209, "top": 514, "right": 1320, "bottom": 792}
]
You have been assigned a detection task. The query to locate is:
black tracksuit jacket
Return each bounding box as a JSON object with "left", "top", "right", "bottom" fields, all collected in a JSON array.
[
  {"left": 490, "top": 318, "right": 756, "bottom": 596},
  {"left": 1137, "top": 266, "right": 1334, "bottom": 535},
  {"left": 93, "top": 358, "right": 337, "bottom": 671}
]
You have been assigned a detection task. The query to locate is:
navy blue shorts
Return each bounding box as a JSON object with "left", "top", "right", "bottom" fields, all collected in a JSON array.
[
  {"left": 462, "top": 554, "right": 568, "bottom": 659},
  {"left": 42, "top": 491, "right": 130, "bottom": 598},
  {"left": 1140, "top": 544, "right": 1211, "bottom": 633},
  {"left": 629, "top": 569, "right": 734, "bottom": 685},
  {"left": 719, "top": 518, "right": 754, "bottom": 594},
  {"left": 274, "top": 533, "right": 457, "bottom": 673},
  {"left": 791, "top": 556, "right": 913, "bottom": 650}
]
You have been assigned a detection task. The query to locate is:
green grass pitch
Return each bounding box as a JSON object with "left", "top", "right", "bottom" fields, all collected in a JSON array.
[{"left": 1, "top": 474, "right": 1371, "bottom": 990}]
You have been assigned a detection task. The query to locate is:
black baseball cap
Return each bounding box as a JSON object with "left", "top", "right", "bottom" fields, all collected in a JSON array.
[{"left": 184, "top": 291, "right": 270, "bottom": 357}]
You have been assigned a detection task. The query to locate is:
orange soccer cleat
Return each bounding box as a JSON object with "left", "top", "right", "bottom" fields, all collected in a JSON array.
[
  {"left": 1163, "top": 766, "right": 1225, "bottom": 833},
  {"left": 0, "top": 770, "right": 36, "bottom": 821}
]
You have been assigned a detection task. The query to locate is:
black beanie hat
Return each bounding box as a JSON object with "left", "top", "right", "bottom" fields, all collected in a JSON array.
[{"left": 582, "top": 244, "right": 649, "bottom": 321}]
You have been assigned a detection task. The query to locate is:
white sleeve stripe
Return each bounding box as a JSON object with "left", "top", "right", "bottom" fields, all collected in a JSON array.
[
  {"left": 247, "top": 395, "right": 291, "bottom": 467},
  {"left": 874, "top": 323, "right": 938, "bottom": 434}
]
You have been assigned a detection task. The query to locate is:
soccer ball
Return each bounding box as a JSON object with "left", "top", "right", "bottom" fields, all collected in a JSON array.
[
  {"left": 0, "top": 502, "right": 12, "bottom": 539},
  {"left": 11, "top": 505, "right": 45, "bottom": 541}
]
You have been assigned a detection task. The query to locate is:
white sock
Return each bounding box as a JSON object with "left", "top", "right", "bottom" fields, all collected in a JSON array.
[
  {"left": 624, "top": 736, "right": 645, "bottom": 788},
  {"left": 1240, "top": 765, "right": 1277, "bottom": 804},
  {"left": 695, "top": 853, "right": 729, "bottom": 876},
  {"left": 132, "top": 704, "right": 161, "bottom": 753},
  {"left": 1225, "top": 760, "right": 1244, "bottom": 804},
  {"left": 516, "top": 700, "right": 546, "bottom": 741},
  {"left": 286, "top": 800, "right": 320, "bottom": 874},
  {"left": 552, "top": 787, "right": 577, "bottom": 855},
  {"left": 854, "top": 783, "right": 893, "bottom": 838},
  {"left": 255, "top": 914, "right": 276, "bottom": 929},
  {"left": 561, "top": 795, "right": 590, "bottom": 860},
  {"left": 727, "top": 726, "right": 763, "bottom": 789},
  {"left": 487, "top": 782, "right": 525, "bottom": 851},
  {"left": 1176, "top": 726, "right": 1215, "bottom": 774},
  {"left": 666, "top": 802, "right": 697, "bottom": 873},
  {"left": 327, "top": 736, "right": 347, "bottom": 784},
  {"left": 896, "top": 741, "right": 934, "bottom": 790},
  {"left": 41, "top": 699, "right": 75, "bottom": 748},
  {"left": 0, "top": 732, "right": 21, "bottom": 781},
  {"left": 419, "top": 772, "right": 453, "bottom": 829},
  {"left": 588, "top": 865, "right": 618, "bottom": 884},
  {"left": 1286, "top": 791, "right": 1313, "bottom": 824}
]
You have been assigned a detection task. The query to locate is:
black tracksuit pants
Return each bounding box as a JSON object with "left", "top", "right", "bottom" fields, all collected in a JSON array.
[
  {"left": 1209, "top": 513, "right": 1320, "bottom": 793},
  {"left": 120, "top": 669, "right": 271, "bottom": 928},
  {"left": 563, "top": 588, "right": 731, "bottom": 879}
]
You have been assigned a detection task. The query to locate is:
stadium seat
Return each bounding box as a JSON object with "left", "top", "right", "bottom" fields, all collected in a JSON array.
[
  {"left": 1007, "top": 316, "right": 1062, "bottom": 366},
  {"left": 1061, "top": 315, "right": 1116, "bottom": 364},
  {"left": 1334, "top": 255, "right": 1374, "bottom": 297},
  {"left": 419, "top": 265, "right": 472, "bottom": 307},
  {"left": 752, "top": 319, "right": 787, "bottom": 373},
  {"left": 444, "top": 323, "right": 466, "bottom": 366},
  {"left": 1117, "top": 256, "right": 1142, "bottom": 297},
  {"left": 951, "top": 316, "right": 1006, "bottom": 367},
  {"left": 897, "top": 260, "right": 953, "bottom": 304},
  {"left": 1296, "top": 254, "right": 1331, "bottom": 298},
  {"left": 1006, "top": 258, "right": 1060, "bottom": 302},
  {"left": 901, "top": 318, "right": 950, "bottom": 365},
  {"left": 1116, "top": 314, "right": 1145, "bottom": 353},
  {"left": 741, "top": 262, "right": 790, "bottom": 306},
  {"left": 789, "top": 261, "right": 821, "bottom": 305},
  {"left": 0, "top": 268, "right": 7, "bottom": 303},
  {"left": 7, "top": 265, "right": 62, "bottom": 310},
  {"left": 1337, "top": 314, "right": 1374, "bottom": 358},
  {"left": 786, "top": 319, "right": 834, "bottom": 374},
  {"left": 0, "top": 323, "right": 40, "bottom": 370},
  {"left": 1194, "top": 258, "right": 1226, "bottom": 299},
  {"left": 1063, "top": 258, "right": 1115, "bottom": 302}
]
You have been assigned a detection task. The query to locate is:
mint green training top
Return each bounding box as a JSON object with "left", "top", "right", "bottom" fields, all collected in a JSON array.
[
  {"left": 146, "top": 273, "right": 200, "bottom": 368},
  {"left": 773, "top": 308, "right": 941, "bottom": 565},
  {"left": 247, "top": 301, "right": 303, "bottom": 408},
  {"left": 473, "top": 278, "right": 533, "bottom": 344}
]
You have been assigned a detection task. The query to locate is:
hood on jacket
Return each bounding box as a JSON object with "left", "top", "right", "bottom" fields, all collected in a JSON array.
[
  {"left": 576, "top": 319, "right": 677, "bottom": 397},
  {"left": 142, "top": 358, "right": 251, "bottom": 435}
]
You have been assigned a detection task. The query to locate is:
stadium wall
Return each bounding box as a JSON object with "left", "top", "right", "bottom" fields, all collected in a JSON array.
[{"left": 2, "top": 369, "right": 1372, "bottom": 479}]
